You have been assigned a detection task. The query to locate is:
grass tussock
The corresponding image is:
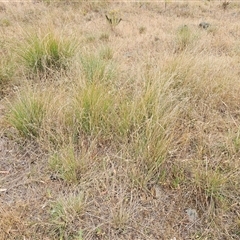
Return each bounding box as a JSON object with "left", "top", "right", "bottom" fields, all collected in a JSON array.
[
  {"left": 49, "top": 192, "right": 86, "bottom": 239},
  {"left": 0, "top": 41, "right": 15, "bottom": 97},
  {"left": 1, "top": 1, "right": 240, "bottom": 239},
  {"left": 7, "top": 89, "right": 48, "bottom": 138},
  {"left": 18, "top": 31, "right": 77, "bottom": 76},
  {"left": 49, "top": 144, "right": 92, "bottom": 183},
  {"left": 80, "top": 52, "right": 115, "bottom": 83},
  {"left": 72, "top": 83, "right": 115, "bottom": 135},
  {"left": 0, "top": 58, "right": 14, "bottom": 97},
  {"left": 176, "top": 24, "right": 196, "bottom": 51}
]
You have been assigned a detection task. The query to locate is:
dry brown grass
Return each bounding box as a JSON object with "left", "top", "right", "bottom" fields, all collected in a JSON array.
[{"left": 1, "top": 1, "right": 240, "bottom": 239}]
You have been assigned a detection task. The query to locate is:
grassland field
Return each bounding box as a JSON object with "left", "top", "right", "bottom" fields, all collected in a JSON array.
[{"left": 0, "top": 1, "right": 240, "bottom": 239}]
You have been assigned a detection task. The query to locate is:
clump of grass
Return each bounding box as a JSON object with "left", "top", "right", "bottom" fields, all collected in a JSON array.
[
  {"left": 80, "top": 53, "right": 115, "bottom": 83},
  {"left": 0, "top": 58, "right": 14, "bottom": 97},
  {"left": 7, "top": 89, "right": 47, "bottom": 138},
  {"left": 18, "top": 31, "right": 77, "bottom": 75},
  {"left": 176, "top": 25, "right": 194, "bottom": 51},
  {"left": 125, "top": 75, "right": 177, "bottom": 188},
  {"left": 194, "top": 167, "right": 226, "bottom": 204},
  {"left": 71, "top": 83, "right": 115, "bottom": 136},
  {"left": 85, "top": 34, "right": 96, "bottom": 43},
  {"left": 50, "top": 192, "right": 86, "bottom": 239},
  {"left": 187, "top": 160, "right": 233, "bottom": 222},
  {"left": 99, "top": 45, "right": 113, "bottom": 60},
  {"left": 49, "top": 144, "right": 90, "bottom": 183},
  {"left": 0, "top": 39, "right": 14, "bottom": 96},
  {"left": 110, "top": 203, "right": 130, "bottom": 232},
  {"left": 88, "top": 64, "right": 179, "bottom": 190},
  {"left": 0, "top": 18, "right": 11, "bottom": 27},
  {"left": 99, "top": 32, "right": 109, "bottom": 42}
]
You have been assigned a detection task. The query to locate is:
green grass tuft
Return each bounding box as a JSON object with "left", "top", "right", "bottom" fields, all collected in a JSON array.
[
  {"left": 71, "top": 83, "right": 115, "bottom": 136},
  {"left": 176, "top": 25, "right": 195, "bottom": 51},
  {"left": 49, "top": 144, "right": 89, "bottom": 183},
  {"left": 18, "top": 32, "right": 77, "bottom": 75},
  {"left": 7, "top": 89, "right": 47, "bottom": 138},
  {"left": 80, "top": 53, "right": 115, "bottom": 83},
  {"left": 50, "top": 192, "right": 86, "bottom": 239}
]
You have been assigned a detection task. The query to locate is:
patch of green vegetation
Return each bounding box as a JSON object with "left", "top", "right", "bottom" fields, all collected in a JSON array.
[
  {"left": 72, "top": 83, "right": 115, "bottom": 136},
  {"left": 80, "top": 53, "right": 115, "bottom": 83},
  {"left": 50, "top": 192, "right": 86, "bottom": 239},
  {"left": 18, "top": 32, "right": 77, "bottom": 75},
  {"left": 7, "top": 90, "right": 47, "bottom": 138},
  {"left": 0, "top": 18, "right": 11, "bottom": 27},
  {"left": 49, "top": 145, "right": 89, "bottom": 183},
  {"left": 99, "top": 45, "right": 113, "bottom": 61},
  {"left": 176, "top": 25, "right": 195, "bottom": 51},
  {"left": 0, "top": 58, "right": 14, "bottom": 97}
]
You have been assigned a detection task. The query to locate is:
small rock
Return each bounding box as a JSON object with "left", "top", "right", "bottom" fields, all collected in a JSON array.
[
  {"left": 199, "top": 22, "right": 210, "bottom": 29},
  {"left": 185, "top": 208, "right": 198, "bottom": 222}
]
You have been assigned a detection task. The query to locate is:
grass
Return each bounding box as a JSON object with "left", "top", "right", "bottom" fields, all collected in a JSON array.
[
  {"left": 18, "top": 31, "right": 77, "bottom": 76},
  {"left": 0, "top": 58, "right": 13, "bottom": 97},
  {"left": 80, "top": 52, "right": 115, "bottom": 83},
  {"left": 50, "top": 192, "right": 86, "bottom": 239},
  {"left": 7, "top": 89, "right": 47, "bottom": 138},
  {"left": 1, "top": 1, "right": 240, "bottom": 239},
  {"left": 72, "top": 83, "right": 115, "bottom": 135},
  {"left": 176, "top": 24, "right": 195, "bottom": 51},
  {"left": 0, "top": 41, "right": 14, "bottom": 97},
  {"left": 49, "top": 143, "right": 92, "bottom": 183}
]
